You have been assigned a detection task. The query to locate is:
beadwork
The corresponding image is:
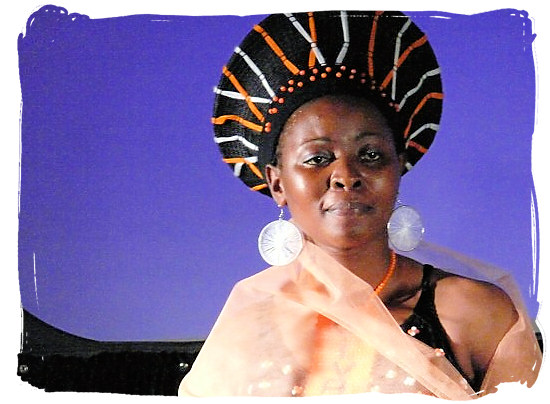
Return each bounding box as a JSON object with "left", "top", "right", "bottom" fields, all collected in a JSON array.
[
  {"left": 407, "top": 326, "right": 420, "bottom": 336},
  {"left": 374, "top": 250, "right": 398, "bottom": 295},
  {"left": 264, "top": 64, "right": 400, "bottom": 126},
  {"left": 213, "top": 11, "right": 443, "bottom": 197}
]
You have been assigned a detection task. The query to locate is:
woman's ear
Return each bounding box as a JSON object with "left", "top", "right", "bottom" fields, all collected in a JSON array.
[{"left": 265, "top": 164, "right": 286, "bottom": 206}]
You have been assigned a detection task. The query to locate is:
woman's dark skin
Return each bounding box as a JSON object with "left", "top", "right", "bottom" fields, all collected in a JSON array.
[{"left": 265, "top": 94, "right": 518, "bottom": 388}]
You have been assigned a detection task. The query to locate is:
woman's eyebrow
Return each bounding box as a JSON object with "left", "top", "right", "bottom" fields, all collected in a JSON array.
[
  {"left": 299, "top": 137, "right": 333, "bottom": 145},
  {"left": 298, "top": 132, "right": 385, "bottom": 147},
  {"left": 355, "top": 132, "right": 382, "bottom": 141}
]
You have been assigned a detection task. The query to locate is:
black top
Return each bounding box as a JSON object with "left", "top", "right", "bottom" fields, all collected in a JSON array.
[{"left": 400, "top": 265, "right": 480, "bottom": 392}]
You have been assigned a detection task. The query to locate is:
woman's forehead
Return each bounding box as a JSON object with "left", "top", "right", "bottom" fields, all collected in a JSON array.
[{"left": 291, "top": 95, "right": 388, "bottom": 121}]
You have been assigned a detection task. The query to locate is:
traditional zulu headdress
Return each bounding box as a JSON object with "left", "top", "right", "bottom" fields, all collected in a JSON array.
[{"left": 213, "top": 11, "right": 443, "bottom": 196}]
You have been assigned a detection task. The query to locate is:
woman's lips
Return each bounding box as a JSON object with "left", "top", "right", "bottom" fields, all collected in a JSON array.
[{"left": 324, "top": 201, "right": 373, "bottom": 216}]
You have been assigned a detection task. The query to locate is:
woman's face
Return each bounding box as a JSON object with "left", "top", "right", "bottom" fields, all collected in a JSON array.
[{"left": 266, "top": 95, "right": 404, "bottom": 252}]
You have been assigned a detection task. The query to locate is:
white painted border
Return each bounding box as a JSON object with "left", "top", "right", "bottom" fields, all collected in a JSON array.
[{"left": 2, "top": 1, "right": 547, "bottom": 403}]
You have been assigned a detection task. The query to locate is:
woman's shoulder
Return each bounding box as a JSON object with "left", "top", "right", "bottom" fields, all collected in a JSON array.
[
  {"left": 432, "top": 268, "right": 517, "bottom": 322},
  {"left": 430, "top": 267, "right": 519, "bottom": 370}
]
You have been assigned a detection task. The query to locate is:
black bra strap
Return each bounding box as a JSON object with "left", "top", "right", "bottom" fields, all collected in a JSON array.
[
  {"left": 420, "top": 264, "right": 435, "bottom": 290},
  {"left": 405, "top": 264, "right": 480, "bottom": 391}
]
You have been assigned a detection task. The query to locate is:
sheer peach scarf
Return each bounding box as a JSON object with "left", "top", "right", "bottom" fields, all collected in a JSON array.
[{"left": 178, "top": 242, "right": 541, "bottom": 398}]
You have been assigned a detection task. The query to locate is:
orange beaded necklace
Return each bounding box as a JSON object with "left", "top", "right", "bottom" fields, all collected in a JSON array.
[{"left": 373, "top": 249, "right": 397, "bottom": 295}]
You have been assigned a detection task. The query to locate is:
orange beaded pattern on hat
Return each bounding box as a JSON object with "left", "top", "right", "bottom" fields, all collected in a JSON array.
[{"left": 213, "top": 11, "right": 443, "bottom": 196}]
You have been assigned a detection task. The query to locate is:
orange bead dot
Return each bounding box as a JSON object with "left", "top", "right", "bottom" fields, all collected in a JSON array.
[
  {"left": 349, "top": 75, "right": 355, "bottom": 79},
  {"left": 325, "top": 66, "right": 332, "bottom": 73},
  {"left": 340, "top": 65, "right": 346, "bottom": 71},
  {"left": 312, "top": 68, "right": 318, "bottom": 74},
  {"left": 265, "top": 126, "right": 271, "bottom": 133},
  {"left": 278, "top": 98, "right": 285, "bottom": 104},
  {"left": 288, "top": 79, "right": 294, "bottom": 85},
  {"left": 321, "top": 73, "right": 327, "bottom": 78},
  {"left": 299, "top": 70, "right": 306, "bottom": 76},
  {"left": 310, "top": 76, "right": 316, "bottom": 81},
  {"left": 336, "top": 72, "right": 342, "bottom": 78},
  {"left": 280, "top": 86, "right": 287, "bottom": 92},
  {"left": 288, "top": 87, "right": 294, "bottom": 93},
  {"left": 273, "top": 96, "right": 279, "bottom": 102},
  {"left": 297, "top": 81, "right": 303, "bottom": 87}
]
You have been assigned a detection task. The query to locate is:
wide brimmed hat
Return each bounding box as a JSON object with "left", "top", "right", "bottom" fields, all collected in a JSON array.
[{"left": 213, "top": 11, "right": 443, "bottom": 196}]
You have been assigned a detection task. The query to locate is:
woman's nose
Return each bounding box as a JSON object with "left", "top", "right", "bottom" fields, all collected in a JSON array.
[{"left": 329, "top": 160, "right": 363, "bottom": 191}]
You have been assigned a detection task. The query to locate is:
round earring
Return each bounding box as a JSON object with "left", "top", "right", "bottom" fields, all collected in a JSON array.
[
  {"left": 258, "top": 206, "right": 304, "bottom": 266},
  {"left": 387, "top": 203, "right": 424, "bottom": 252}
]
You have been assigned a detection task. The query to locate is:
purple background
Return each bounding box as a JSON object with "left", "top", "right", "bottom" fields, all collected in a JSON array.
[{"left": 17, "top": 7, "right": 538, "bottom": 341}]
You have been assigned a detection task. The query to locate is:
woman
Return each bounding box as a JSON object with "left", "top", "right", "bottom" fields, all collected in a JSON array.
[{"left": 179, "top": 11, "right": 541, "bottom": 398}]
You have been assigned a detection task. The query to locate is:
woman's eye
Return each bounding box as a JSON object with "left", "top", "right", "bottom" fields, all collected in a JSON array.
[
  {"left": 360, "top": 149, "right": 382, "bottom": 163},
  {"left": 304, "top": 154, "right": 332, "bottom": 166}
]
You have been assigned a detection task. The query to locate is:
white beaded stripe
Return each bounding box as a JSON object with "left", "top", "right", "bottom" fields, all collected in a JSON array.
[
  {"left": 213, "top": 87, "right": 271, "bottom": 104},
  {"left": 335, "top": 11, "right": 350, "bottom": 65},
  {"left": 234, "top": 46, "right": 276, "bottom": 98},
  {"left": 229, "top": 156, "right": 258, "bottom": 177},
  {"left": 285, "top": 13, "right": 326, "bottom": 66},
  {"left": 406, "top": 123, "right": 439, "bottom": 143},
  {"left": 214, "top": 135, "right": 260, "bottom": 151},
  {"left": 392, "top": 19, "right": 412, "bottom": 101},
  {"left": 234, "top": 162, "right": 244, "bottom": 177},
  {"left": 398, "top": 68, "right": 441, "bottom": 110}
]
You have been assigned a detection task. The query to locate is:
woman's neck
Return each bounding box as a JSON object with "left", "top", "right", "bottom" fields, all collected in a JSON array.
[{"left": 316, "top": 239, "right": 397, "bottom": 289}]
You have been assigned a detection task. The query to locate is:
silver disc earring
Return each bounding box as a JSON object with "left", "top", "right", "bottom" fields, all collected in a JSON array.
[
  {"left": 258, "top": 206, "right": 304, "bottom": 266},
  {"left": 387, "top": 203, "right": 425, "bottom": 252}
]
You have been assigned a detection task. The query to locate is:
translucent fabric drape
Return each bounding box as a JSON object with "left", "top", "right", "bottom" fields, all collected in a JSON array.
[{"left": 179, "top": 241, "right": 541, "bottom": 398}]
